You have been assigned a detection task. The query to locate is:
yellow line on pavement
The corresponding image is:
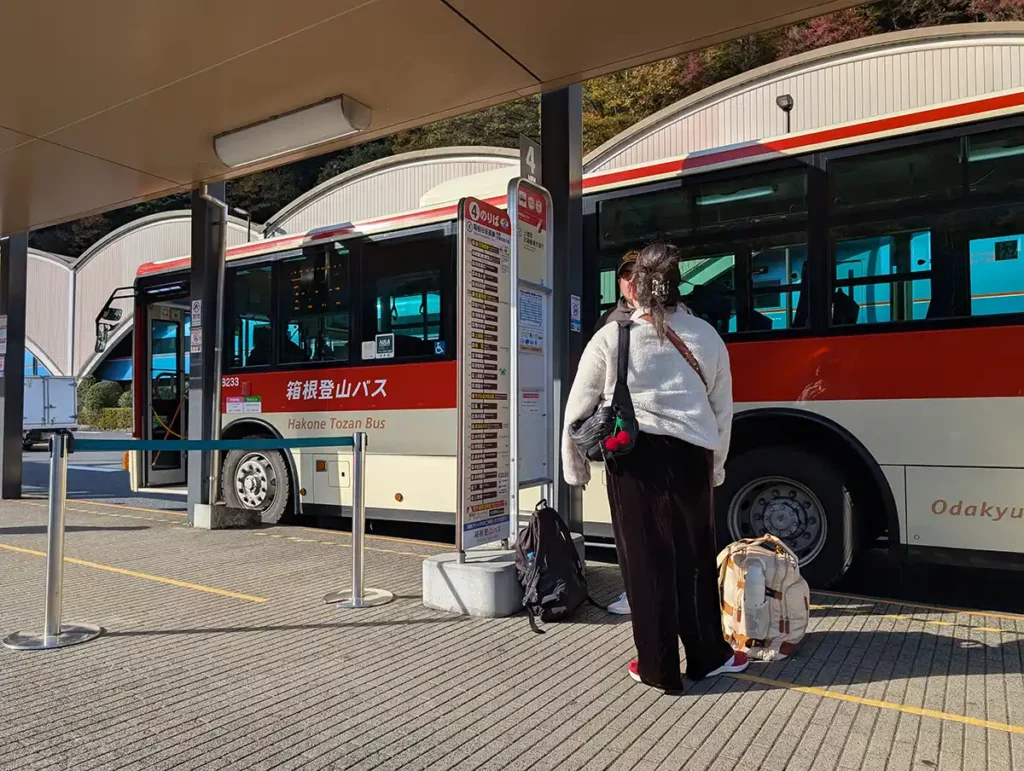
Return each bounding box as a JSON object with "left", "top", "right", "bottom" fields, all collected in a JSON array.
[
  {"left": 0, "top": 542, "right": 266, "bottom": 603},
  {"left": 289, "top": 529, "right": 431, "bottom": 558},
  {"left": 300, "top": 526, "right": 446, "bottom": 550},
  {"left": 23, "top": 500, "right": 188, "bottom": 525},
  {"left": 815, "top": 610, "right": 1015, "bottom": 634},
  {"left": 816, "top": 590, "right": 1024, "bottom": 622},
  {"left": 732, "top": 673, "right": 1024, "bottom": 734},
  {"left": 59, "top": 498, "right": 187, "bottom": 517}
]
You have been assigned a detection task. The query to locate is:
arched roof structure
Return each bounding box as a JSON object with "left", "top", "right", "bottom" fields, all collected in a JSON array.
[
  {"left": 26, "top": 249, "right": 73, "bottom": 376},
  {"left": 73, "top": 210, "right": 258, "bottom": 378},
  {"left": 265, "top": 147, "right": 519, "bottom": 234}
]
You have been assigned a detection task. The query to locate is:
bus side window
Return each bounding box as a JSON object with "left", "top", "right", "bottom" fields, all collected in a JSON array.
[
  {"left": 279, "top": 243, "right": 351, "bottom": 364},
  {"left": 359, "top": 232, "right": 451, "bottom": 362},
  {"left": 225, "top": 265, "right": 273, "bottom": 369},
  {"left": 830, "top": 230, "right": 932, "bottom": 325}
]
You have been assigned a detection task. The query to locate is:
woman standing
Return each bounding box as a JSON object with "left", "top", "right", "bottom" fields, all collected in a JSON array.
[{"left": 561, "top": 242, "right": 747, "bottom": 691}]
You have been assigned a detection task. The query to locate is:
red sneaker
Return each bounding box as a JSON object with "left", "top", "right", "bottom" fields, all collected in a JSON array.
[
  {"left": 627, "top": 659, "right": 642, "bottom": 683},
  {"left": 707, "top": 650, "right": 750, "bottom": 677}
]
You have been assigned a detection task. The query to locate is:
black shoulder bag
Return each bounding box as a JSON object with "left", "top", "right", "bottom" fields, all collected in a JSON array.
[{"left": 567, "top": 320, "right": 639, "bottom": 462}]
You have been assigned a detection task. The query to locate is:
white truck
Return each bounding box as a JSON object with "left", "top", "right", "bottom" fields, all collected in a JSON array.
[{"left": 23, "top": 376, "right": 77, "bottom": 451}]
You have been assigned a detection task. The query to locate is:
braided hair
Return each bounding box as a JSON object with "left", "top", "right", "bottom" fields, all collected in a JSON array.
[{"left": 631, "top": 242, "right": 682, "bottom": 338}]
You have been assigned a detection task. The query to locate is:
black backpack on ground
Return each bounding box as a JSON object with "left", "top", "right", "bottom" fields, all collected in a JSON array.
[{"left": 515, "top": 501, "right": 594, "bottom": 634}]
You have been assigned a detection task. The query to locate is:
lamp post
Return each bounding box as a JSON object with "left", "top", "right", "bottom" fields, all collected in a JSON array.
[
  {"left": 776, "top": 94, "right": 794, "bottom": 134},
  {"left": 232, "top": 207, "right": 252, "bottom": 242}
]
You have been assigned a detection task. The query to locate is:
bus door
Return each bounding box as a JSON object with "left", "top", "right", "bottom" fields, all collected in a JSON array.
[{"left": 146, "top": 303, "right": 189, "bottom": 486}]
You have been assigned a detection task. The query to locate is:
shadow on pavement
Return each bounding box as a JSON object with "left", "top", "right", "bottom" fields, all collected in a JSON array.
[
  {"left": 103, "top": 617, "right": 470, "bottom": 637},
  {"left": 0, "top": 524, "right": 149, "bottom": 534}
]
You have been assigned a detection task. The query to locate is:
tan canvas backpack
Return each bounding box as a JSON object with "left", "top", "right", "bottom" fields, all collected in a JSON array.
[{"left": 717, "top": 535, "right": 810, "bottom": 661}]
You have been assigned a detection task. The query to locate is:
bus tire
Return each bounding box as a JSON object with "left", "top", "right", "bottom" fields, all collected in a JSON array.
[
  {"left": 715, "top": 446, "right": 855, "bottom": 588},
  {"left": 221, "top": 445, "right": 291, "bottom": 524}
]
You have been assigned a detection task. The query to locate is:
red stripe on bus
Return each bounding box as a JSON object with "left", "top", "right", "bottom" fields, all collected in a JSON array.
[
  {"left": 216, "top": 324, "right": 1024, "bottom": 419},
  {"left": 220, "top": 360, "right": 457, "bottom": 414},
  {"left": 730, "top": 325, "right": 1024, "bottom": 403},
  {"left": 137, "top": 197, "right": 509, "bottom": 277}
]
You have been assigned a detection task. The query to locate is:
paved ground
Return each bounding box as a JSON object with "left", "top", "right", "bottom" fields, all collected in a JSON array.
[
  {"left": 1, "top": 500, "right": 1024, "bottom": 771},
  {"left": 22, "top": 432, "right": 188, "bottom": 512}
]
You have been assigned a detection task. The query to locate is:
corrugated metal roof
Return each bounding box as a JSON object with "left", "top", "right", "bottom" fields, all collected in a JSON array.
[
  {"left": 27, "top": 250, "right": 72, "bottom": 375},
  {"left": 265, "top": 147, "right": 518, "bottom": 234}
]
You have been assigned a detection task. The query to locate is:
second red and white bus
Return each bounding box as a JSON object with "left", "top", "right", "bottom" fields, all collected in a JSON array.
[{"left": 120, "top": 87, "right": 1024, "bottom": 586}]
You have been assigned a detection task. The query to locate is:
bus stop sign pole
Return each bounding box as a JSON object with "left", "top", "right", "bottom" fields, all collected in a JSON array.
[{"left": 3, "top": 432, "right": 101, "bottom": 650}]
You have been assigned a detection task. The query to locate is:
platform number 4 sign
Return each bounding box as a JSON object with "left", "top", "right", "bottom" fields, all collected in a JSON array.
[{"left": 520, "top": 135, "right": 541, "bottom": 185}]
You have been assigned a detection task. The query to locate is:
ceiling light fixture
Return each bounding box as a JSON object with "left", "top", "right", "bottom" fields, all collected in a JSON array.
[{"left": 214, "top": 96, "right": 372, "bottom": 169}]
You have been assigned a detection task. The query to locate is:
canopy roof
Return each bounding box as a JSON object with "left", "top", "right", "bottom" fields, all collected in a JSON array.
[{"left": 0, "top": 0, "right": 854, "bottom": 235}]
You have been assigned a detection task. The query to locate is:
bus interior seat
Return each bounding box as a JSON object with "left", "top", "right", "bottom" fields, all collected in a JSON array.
[
  {"left": 831, "top": 289, "right": 860, "bottom": 325},
  {"left": 749, "top": 310, "right": 773, "bottom": 330},
  {"left": 793, "top": 291, "right": 808, "bottom": 328},
  {"left": 247, "top": 326, "right": 272, "bottom": 366},
  {"left": 790, "top": 284, "right": 861, "bottom": 327},
  {"left": 924, "top": 295, "right": 948, "bottom": 319},
  {"left": 686, "top": 286, "right": 733, "bottom": 333}
]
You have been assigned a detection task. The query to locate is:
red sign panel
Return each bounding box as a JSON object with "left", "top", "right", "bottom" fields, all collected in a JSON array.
[
  {"left": 221, "top": 361, "right": 456, "bottom": 413},
  {"left": 465, "top": 198, "right": 511, "bottom": 235}
]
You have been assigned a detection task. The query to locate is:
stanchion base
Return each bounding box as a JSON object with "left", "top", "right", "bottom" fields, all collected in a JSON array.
[
  {"left": 323, "top": 588, "right": 394, "bottom": 608},
  {"left": 2, "top": 623, "right": 102, "bottom": 651}
]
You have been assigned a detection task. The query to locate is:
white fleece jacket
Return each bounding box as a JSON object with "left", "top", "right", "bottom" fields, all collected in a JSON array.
[{"left": 561, "top": 307, "right": 733, "bottom": 488}]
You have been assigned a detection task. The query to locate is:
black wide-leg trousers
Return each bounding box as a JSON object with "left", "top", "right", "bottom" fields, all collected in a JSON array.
[{"left": 607, "top": 432, "right": 734, "bottom": 690}]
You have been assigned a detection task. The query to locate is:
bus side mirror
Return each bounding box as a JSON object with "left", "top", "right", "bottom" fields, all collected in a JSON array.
[{"left": 94, "top": 285, "right": 135, "bottom": 356}]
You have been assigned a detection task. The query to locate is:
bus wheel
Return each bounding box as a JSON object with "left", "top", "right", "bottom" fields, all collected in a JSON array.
[
  {"left": 222, "top": 447, "right": 291, "bottom": 524},
  {"left": 716, "top": 446, "right": 854, "bottom": 588}
]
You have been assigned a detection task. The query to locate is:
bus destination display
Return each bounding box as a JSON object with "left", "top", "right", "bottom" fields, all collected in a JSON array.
[{"left": 457, "top": 197, "right": 513, "bottom": 550}]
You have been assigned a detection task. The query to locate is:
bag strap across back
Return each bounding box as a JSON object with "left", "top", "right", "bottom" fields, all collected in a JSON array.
[
  {"left": 613, "top": 321, "right": 631, "bottom": 405},
  {"left": 641, "top": 313, "right": 708, "bottom": 390}
]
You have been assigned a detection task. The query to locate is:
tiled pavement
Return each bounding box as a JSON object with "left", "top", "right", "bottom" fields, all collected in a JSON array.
[{"left": 1, "top": 499, "right": 1023, "bottom": 771}]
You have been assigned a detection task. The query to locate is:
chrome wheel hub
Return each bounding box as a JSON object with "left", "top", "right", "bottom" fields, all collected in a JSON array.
[{"left": 235, "top": 453, "right": 277, "bottom": 510}]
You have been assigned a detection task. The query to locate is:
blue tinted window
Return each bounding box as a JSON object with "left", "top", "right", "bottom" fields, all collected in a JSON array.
[
  {"left": 969, "top": 234, "right": 1024, "bottom": 317},
  {"left": 833, "top": 231, "right": 932, "bottom": 325},
  {"left": 750, "top": 242, "right": 808, "bottom": 330}
]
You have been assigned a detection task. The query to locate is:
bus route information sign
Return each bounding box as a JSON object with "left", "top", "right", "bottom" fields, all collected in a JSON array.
[{"left": 457, "top": 197, "right": 513, "bottom": 552}]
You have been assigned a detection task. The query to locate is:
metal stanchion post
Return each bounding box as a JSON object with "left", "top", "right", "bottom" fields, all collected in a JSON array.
[
  {"left": 3, "top": 432, "right": 101, "bottom": 650},
  {"left": 324, "top": 432, "right": 393, "bottom": 608}
]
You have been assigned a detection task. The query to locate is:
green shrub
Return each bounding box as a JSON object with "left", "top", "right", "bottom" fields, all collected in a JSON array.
[
  {"left": 117, "top": 390, "right": 132, "bottom": 409},
  {"left": 76, "top": 376, "right": 97, "bottom": 406},
  {"left": 93, "top": 408, "right": 132, "bottom": 431},
  {"left": 82, "top": 380, "right": 122, "bottom": 412}
]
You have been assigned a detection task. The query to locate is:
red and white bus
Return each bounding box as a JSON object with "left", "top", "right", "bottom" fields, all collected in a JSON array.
[{"left": 121, "top": 87, "right": 1024, "bottom": 586}]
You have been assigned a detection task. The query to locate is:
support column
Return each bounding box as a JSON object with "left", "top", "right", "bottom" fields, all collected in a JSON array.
[
  {"left": 0, "top": 234, "right": 27, "bottom": 499},
  {"left": 541, "top": 85, "right": 584, "bottom": 532},
  {"left": 187, "top": 183, "right": 226, "bottom": 524}
]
